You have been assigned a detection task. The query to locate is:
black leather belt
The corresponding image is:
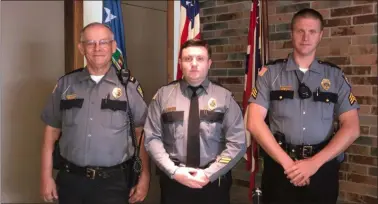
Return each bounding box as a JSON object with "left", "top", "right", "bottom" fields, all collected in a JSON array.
[
  {"left": 60, "top": 158, "right": 130, "bottom": 179},
  {"left": 173, "top": 160, "right": 213, "bottom": 169},
  {"left": 281, "top": 140, "right": 329, "bottom": 160}
]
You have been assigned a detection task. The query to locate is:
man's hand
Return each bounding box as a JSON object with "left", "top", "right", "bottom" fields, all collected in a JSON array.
[
  {"left": 128, "top": 174, "right": 150, "bottom": 203},
  {"left": 40, "top": 176, "right": 58, "bottom": 202},
  {"left": 173, "top": 167, "right": 203, "bottom": 188},
  {"left": 191, "top": 169, "right": 210, "bottom": 187},
  {"left": 284, "top": 158, "right": 321, "bottom": 186},
  {"left": 282, "top": 160, "right": 310, "bottom": 187}
]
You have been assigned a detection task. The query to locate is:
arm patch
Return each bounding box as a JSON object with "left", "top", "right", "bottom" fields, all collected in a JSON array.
[
  {"left": 251, "top": 87, "right": 258, "bottom": 99},
  {"left": 136, "top": 84, "right": 144, "bottom": 98},
  {"left": 348, "top": 92, "right": 357, "bottom": 105}
]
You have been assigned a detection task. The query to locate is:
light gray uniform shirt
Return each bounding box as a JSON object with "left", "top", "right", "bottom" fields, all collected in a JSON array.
[
  {"left": 41, "top": 66, "right": 147, "bottom": 167},
  {"left": 144, "top": 78, "right": 246, "bottom": 182},
  {"left": 249, "top": 53, "right": 359, "bottom": 145}
]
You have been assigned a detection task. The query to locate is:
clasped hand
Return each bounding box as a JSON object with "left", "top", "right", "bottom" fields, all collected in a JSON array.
[
  {"left": 284, "top": 158, "right": 321, "bottom": 187},
  {"left": 173, "top": 167, "right": 210, "bottom": 188}
]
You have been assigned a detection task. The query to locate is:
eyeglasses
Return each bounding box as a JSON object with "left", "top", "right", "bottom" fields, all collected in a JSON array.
[
  {"left": 181, "top": 56, "right": 208, "bottom": 63},
  {"left": 81, "top": 39, "right": 113, "bottom": 49}
]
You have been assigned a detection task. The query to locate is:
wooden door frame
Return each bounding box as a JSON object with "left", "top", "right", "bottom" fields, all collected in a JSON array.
[
  {"left": 167, "top": 1, "right": 174, "bottom": 83},
  {"left": 64, "top": 0, "right": 83, "bottom": 73}
]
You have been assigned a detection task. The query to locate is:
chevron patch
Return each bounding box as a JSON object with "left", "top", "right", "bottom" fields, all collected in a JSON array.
[
  {"left": 218, "top": 157, "right": 231, "bottom": 164},
  {"left": 251, "top": 87, "right": 258, "bottom": 99},
  {"left": 348, "top": 92, "right": 356, "bottom": 105}
]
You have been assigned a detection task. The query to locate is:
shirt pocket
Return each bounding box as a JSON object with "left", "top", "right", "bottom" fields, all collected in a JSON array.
[
  {"left": 60, "top": 99, "right": 84, "bottom": 126},
  {"left": 270, "top": 90, "right": 294, "bottom": 117},
  {"left": 161, "top": 111, "right": 185, "bottom": 144},
  {"left": 100, "top": 99, "right": 128, "bottom": 129},
  {"left": 313, "top": 91, "right": 338, "bottom": 120},
  {"left": 200, "top": 110, "right": 224, "bottom": 142}
]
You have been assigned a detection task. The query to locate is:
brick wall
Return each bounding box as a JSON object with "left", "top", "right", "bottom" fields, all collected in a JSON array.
[{"left": 199, "top": 0, "right": 377, "bottom": 203}]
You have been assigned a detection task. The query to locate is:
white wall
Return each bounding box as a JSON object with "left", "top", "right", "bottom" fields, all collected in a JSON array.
[
  {"left": 0, "top": 1, "right": 65, "bottom": 202},
  {"left": 83, "top": 0, "right": 103, "bottom": 26}
]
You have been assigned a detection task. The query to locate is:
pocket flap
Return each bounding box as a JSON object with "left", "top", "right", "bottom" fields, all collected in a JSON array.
[
  {"left": 313, "top": 91, "right": 338, "bottom": 104},
  {"left": 270, "top": 90, "right": 294, "bottom": 101},
  {"left": 200, "top": 110, "right": 225, "bottom": 123},
  {"left": 162, "top": 111, "right": 184, "bottom": 123},
  {"left": 101, "top": 99, "right": 127, "bottom": 111},
  {"left": 60, "top": 99, "right": 84, "bottom": 110}
]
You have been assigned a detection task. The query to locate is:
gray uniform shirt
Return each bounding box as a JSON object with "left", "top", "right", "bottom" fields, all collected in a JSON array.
[
  {"left": 249, "top": 53, "right": 359, "bottom": 145},
  {"left": 144, "top": 78, "right": 246, "bottom": 182},
  {"left": 41, "top": 66, "right": 147, "bottom": 167}
]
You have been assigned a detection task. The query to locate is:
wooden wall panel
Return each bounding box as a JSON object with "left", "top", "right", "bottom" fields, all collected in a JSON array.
[
  {"left": 64, "top": 0, "right": 83, "bottom": 73},
  {"left": 167, "top": 1, "right": 174, "bottom": 83}
]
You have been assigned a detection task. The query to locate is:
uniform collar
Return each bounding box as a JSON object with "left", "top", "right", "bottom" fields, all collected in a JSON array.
[
  {"left": 286, "top": 53, "right": 322, "bottom": 74},
  {"left": 180, "top": 78, "right": 210, "bottom": 97},
  {"left": 78, "top": 65, "right": 118, "bottom": 85}
]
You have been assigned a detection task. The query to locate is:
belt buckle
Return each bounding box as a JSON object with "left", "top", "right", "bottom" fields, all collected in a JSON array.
[
  {"left": 289, "top": 148, "right": 297, "bottom": 160},
  {"left": 302, "top": 145, "right": 313, "bottom": 159},
  {"left": 86, "top": 168, "right": 96, "bottom": 179}
]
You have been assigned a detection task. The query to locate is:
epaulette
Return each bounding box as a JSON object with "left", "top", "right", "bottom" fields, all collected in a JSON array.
[
  {"left": 128, "top": 75, "right": 137, "bottom": 83},
  {"left": 317, "top": 60, "right": 341, "bottom": 69},
  {"left": 59, "top": 68, "right": 84, "bottom": 80},
  {"left": 266, "top": 58, "right": 287, "bottom": 66},
  {"left": 210, "top": 79, "right": 237, "bottom": 99},
  {"left": 166, "top": 79, "right": 181, "bottom": 86},
  {"left": 210, "top": 79, "right": 232, "bottom": 92}
]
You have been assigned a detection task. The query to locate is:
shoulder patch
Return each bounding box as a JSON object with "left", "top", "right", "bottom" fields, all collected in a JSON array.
[
  {"left": 266, "top": 58, "right": 287, "bottom": 66},
  {"left": 318, "top": 60, "right": 341, "bottom": 69},
  {"left": 258, "top": 66, "right": 268, "bottom": 76},
  {"left": 136, "top": 84, "right": 144, "bottom": 98}
]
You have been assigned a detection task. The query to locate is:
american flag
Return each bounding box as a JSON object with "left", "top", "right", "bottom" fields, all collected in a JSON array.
[
  {"left": 242, "top": 0, "right": 263, "bottom": 200},
  {"left": 176, "top": 0, "right": 201, "bottom": 80}
]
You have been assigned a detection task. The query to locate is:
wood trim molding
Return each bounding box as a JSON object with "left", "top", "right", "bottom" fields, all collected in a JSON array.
[
  {"left": 167, "top": 1, "right": 174, "bottom": 83},
  {"left": 64, "top": 0, "right": 83, "bottom": 73}
]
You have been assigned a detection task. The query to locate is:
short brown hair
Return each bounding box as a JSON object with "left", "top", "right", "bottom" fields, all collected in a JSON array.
[
  {"left": 179, "top": 39, "right": 212, "bottom": 59},
  {"left": 291, "top": 8, "right": 324, "bottom": 31}
]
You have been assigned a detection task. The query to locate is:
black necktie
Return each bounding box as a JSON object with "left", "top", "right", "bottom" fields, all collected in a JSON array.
[{"left": 186, "top": 86, "right": 200, "bottom": 167}]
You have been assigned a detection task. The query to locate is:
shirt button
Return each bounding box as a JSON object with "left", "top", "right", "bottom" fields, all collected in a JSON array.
[
  {"left": 88, "top": 134, "right": 92, "bottom": 137},
  {"left": 303, "top": 127, "right": 306, "bottom": 131},
  {"left": 89, "top": 118, "right": 93, "bottom": 121},
  {"left": 303, "top": 111, "right": 306, "bottom": 114}
]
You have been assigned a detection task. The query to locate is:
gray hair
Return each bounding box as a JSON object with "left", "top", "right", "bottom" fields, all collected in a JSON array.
[{"left": 79, "top": 22, "right": 115, "bottom": 41}]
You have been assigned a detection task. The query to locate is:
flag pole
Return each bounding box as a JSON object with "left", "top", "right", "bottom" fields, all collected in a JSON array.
[{"left": 262, "top": 0, "right": 269, "bottom": 64}]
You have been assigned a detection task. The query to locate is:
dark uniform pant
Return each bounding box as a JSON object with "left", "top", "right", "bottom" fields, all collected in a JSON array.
[
  {"left": 56, "top": 169, "right": 130, "bottom": 204},
  {"left": 159, "top": 171, "right": 232, "bottom": 204},
  {"left": 261, "top": 155, "right": 340, "bottom": 204}
]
